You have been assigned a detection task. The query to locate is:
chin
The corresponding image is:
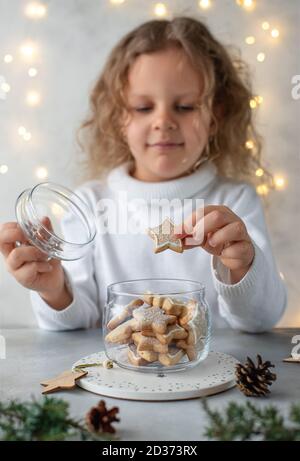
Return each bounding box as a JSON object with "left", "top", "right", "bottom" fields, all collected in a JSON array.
[{"left": 154, "top": 166, "right": 188, "bottom": 181}]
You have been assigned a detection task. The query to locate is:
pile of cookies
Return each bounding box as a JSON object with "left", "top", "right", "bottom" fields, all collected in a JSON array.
[{"left": 105, "top": 292, "right": 207, "bottom": 367}]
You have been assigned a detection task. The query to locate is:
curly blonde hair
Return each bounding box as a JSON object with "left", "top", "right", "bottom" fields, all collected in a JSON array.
[{"left": 77, "top": 16, "right": 272, "bottom": 188}]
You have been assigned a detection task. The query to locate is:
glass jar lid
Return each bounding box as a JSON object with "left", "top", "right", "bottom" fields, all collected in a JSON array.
[{"left": 15, "top": 182, "right": 97, "bottom": 260}]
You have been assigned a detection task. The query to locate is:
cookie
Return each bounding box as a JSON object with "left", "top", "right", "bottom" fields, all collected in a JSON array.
[
  {"left": 133, "top": 305, "right": 176, "bottom": 334},
  {"left": 147, "top": 217, "right": 184, "bottom": 254},
  {"left": 139, "top": 330, "right": 156, "bottom": 337},
  {"left": 132, "top": 332, "right": 169, "bottom": 353},
  {"left": 179, "top": 299, "right": 198, "bottom": 325},
  {"left": 162, "top": 297, "right": 187, "bottom": 316},
  {"left": 158, "top": 347, "right": 185, "bottom": 366},
  {"left": 142, "top": 291, "right": 154, "bottom": 305},
  {"left": 155, "top": 323, "right": 188, "bottom": 345},
  {"left": 127, "top": 344, "right": 148, "bottom": 366},
  {"left": 179, "top": 299, "right": 206, "bottom": 345},
  {"left": 105, "top": 318, "right": 137, "bottom": 344},
  {"left": 176, "top": 340, "right": 198, "bottom": 361},
  {"left": 138, "top": 349, "right": 158, "bottom": 363},
  {"left": 152, "top": 295, "right": 165, "bottom": 308},
  {"left": 107, "top": 298, "right": 144, "bottom": 330}
]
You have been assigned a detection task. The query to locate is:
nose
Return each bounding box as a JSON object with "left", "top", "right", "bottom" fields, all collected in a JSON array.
[{"left": 152, "top": 107, "right": 178, "bottom": 131}]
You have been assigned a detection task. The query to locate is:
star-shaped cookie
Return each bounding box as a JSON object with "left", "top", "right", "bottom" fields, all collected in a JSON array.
[
  {"left": 147, "top": 217, "right": 183, "bottom": 254},
  {"left": 132, "top": 305, "right": 177, "bottom": 334}
]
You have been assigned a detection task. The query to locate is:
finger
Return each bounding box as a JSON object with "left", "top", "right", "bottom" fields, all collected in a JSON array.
[
  {"left": 7, "top": 246, "right": 50, "bottom": 271},
  {"left": 182, "top": 234, "right": 224, "bottom": 256},
  {"left": 182, "top": 225, "right": 208, "bottom": 247},
  {"left": 183, "top": 213, "right": 234, "bottom": 249},
  {"left": 0, "top": 222, "right": 19, "bottom": 232},
  {"left": 35, "top": 216, "right": 54, "bottom": 243},
  {"left": 0, "top": 227, "right": 29, "bottom": 258},
  {"left": 41, "top": 216, "right": 54, "bottom": 232},
  {"left": 220, "top": 240, "right": 254, "bottom": 260},
  {"left": 200, "top": 209, "right": 239, "bottom": 242},
  {"left": 173, "top": 208, "right": 205, "bottom": 237},
  {"left": 14, "top": 261, "right": 53, "bottom": 285},
  {"left": 173, "top": 206, "right": 235, "bottom": 238},
  {"left": 182, "top": 236, "right": 202, "bottom": 250},
  {"left": 208, "top": 221, "right": 248, "bottom": 247}
]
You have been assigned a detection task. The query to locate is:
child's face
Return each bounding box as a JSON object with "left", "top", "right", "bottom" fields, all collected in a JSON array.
[{"left": 122, "top": 46, "right": 213, "bottom": 182}]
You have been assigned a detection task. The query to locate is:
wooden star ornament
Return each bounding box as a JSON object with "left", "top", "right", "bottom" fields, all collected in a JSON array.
[
  {"left": 40, "top": 369, "right": 88, "bottom": 394},
  {"left": 283, "top": 356, "right": 300, "bottom": 363},
  {"left": 147, "top": 217, "right": 183, "bottom": 254}
]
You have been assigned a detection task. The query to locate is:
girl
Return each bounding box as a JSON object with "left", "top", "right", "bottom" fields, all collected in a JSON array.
[{"left": 0, "top": 17, "right": 286, "bottom": 331}]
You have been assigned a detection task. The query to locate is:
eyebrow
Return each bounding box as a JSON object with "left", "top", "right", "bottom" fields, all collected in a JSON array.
[{"left": 129, "top": 92, "right": 200, "bottom": 98}]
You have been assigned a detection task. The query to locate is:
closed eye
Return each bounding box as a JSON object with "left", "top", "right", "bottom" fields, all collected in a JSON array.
[
  {"left": 177, "top": 105, "right": 195, "bottom": 112},
  {"left": 134, "top": 107, "right": 151, "bottom": 112},
  {"left": 134, "top": 106, "right": 195, "bottom": 113}
]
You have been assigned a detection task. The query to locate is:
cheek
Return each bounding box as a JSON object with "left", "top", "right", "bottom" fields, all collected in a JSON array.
[
  {"left": 182, "top": 116, "right": 209, "bottom": 145},
  {"left": 126, "top": 120, "right": 147, "bottom": 143},
  {"left": 124, "top": 122, "right": 149, "bottom": 157}
]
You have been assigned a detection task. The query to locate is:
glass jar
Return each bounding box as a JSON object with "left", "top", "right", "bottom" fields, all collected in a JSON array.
[
  {"left": 103, "top": 278, "right": 211, "bottom": 373},
  {"left": 15, "top": 182, "right": 96, "bottom": 261}
]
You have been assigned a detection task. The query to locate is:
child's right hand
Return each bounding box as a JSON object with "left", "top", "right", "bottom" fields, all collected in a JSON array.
[{"left": 0, "top": 217, "right": 67, "bottom": 302}]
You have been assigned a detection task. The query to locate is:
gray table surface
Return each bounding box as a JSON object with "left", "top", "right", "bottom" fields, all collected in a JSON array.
[{"left": 0, "top": 327, "right": 299, "bottom": 441}]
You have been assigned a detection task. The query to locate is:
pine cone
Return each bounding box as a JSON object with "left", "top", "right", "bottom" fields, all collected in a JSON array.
[
  {"left": 235, "top": 354, "right": 276, "bottom": 397},
  {"left": 85, "top": 400, "right": 120, "bottom": 434}
]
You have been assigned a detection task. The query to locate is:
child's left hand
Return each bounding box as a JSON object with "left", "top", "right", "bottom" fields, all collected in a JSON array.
[{"left": 173, "top": 205, "right": 255, "bottom": 284}]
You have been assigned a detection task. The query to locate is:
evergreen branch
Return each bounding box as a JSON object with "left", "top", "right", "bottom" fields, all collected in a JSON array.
[
  {"left": 0, "top": 396, "right": 117, "bottom": 441},
  {"left": 202, "top": 399, "right": 300, "bottom": 441}
]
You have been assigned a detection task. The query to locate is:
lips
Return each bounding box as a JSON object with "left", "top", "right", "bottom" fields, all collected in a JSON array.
[{"left": 148, "top": 142, "right": 184, "bottom": 147}]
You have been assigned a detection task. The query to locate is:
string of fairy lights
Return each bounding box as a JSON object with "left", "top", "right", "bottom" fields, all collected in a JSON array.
[{"left": 0, "top": 0, "right": 287, "bottom": 196}]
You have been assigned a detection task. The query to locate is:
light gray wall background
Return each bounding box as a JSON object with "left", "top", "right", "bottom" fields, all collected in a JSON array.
[{"left": 0, "top": 0, "right": 299, "bottom": 328}]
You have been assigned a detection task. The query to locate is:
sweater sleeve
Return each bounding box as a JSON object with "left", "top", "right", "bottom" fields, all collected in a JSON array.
[
  {"left": 210, "top": 184, "right": 287, "bottom": 333},
  {"left": 29, "top": 186, "right": 100, "bottom": 331}
]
